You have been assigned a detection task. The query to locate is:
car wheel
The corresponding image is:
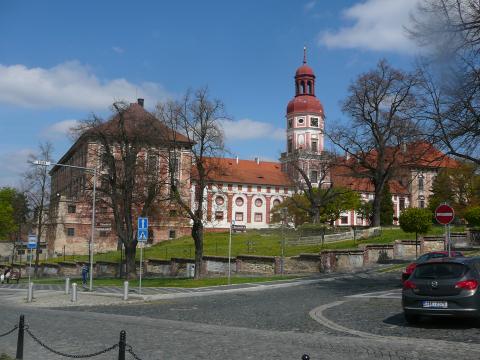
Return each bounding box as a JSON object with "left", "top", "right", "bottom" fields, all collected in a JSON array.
[{"left": 404, "top": 313, "right": 420, "bottom": 325}]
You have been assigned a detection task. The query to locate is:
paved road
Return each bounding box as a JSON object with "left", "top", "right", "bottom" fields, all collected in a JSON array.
[{"left": 0, "top": 271, "right": 479, "bottom": 359}]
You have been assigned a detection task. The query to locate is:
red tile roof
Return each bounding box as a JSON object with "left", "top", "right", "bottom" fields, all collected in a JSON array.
[
  {"left": 89, "top": 103, "right": 191, "bottom": 144},
  {"left": 197, "top": 158, "right": 293, "bottom": 187}
]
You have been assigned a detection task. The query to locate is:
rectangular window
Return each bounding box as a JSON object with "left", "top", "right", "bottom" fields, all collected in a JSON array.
[
  {"left": 67, "top": 205, "right": 76, "bottom": 214},
  {"left": 254, "top": 213, "right": 262, "bottom": 222},
  {"left": 67, "top": 228, "right": 75, "bottom": 236},
  {"left": 310, "top": 170, "right": 318, "bottom": 184},
  {"left": 235, "top": 212, "right": 244, "bottom": 221},
  {"left": 169, "top": 230, "right": 176, "bottom": 239},
  {"left": 288, "top": 139, "right": 293, "bottom": 153},
  {"left": 215, "top": 211, "right": 224, "bottom": 220},
  {"left": 310, "top": 117, "right": 319, "bottom": 127},
  {"left": 147, "top": 153, "right": 158, "bottom": 174},
  {"left": 419, "top": 200, "right": 425, "bottom": 208},
  {"left": 356, "top": 215, "right": 363, "bottom": 224},
  {"left": 340, "top": 216, "right": 348, "bottom": 225},
  {"left": 418, "top": 177, "right": 424, "bottom": 191},
  {"left": 257, "top": 186, "right": 262, "bottom": 192},
  {"left": 238, "top": 185, "right": 242, "bottom": 191},
  {"left": 399, "top": 198, "right": 405, "bottom": 211},
  {"left": 311, "top": 141, "right": 317, "bottom": 152}
]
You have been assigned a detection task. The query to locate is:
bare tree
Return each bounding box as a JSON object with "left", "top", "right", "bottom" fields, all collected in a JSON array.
[
  {"left": 283, "top": 151, "right": 359, "bottom": 224},
  {"left": 328, "top": 60, "right": 422, "bottom": 227},
  {"left": 156, "top": 88, "right": 226, "bottom": 279},
  {"left": 23, "top": 142, "right": 53, "bottom": 277},
  {"left": 74, "top": 100, "right": 189, "bottom": 279},
  {"left": 409, "top": 0, "right": 480, "bottom": 164}
]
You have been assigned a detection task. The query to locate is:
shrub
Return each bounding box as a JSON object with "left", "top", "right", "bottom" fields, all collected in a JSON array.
[
  {"left": 464, "top": 206, "right": 480, "bottom": 228},
  {"left": 399, "top": 208, "right": 432, "bottom": 235}
]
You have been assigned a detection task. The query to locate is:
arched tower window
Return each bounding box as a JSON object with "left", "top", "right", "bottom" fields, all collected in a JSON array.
[
  {"left": 301, "top": 81, "right": 305, "bottom": 94},
  {"left": 307, "top": 81, "right": 312, "bottom": 95},
  {"left": 295, "top": 82, "right": 299, "bottom": 96}
]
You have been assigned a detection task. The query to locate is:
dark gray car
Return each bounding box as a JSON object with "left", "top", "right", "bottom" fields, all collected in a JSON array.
[{"left": 402, "top": 257, "right": 480, "bottom": 324}]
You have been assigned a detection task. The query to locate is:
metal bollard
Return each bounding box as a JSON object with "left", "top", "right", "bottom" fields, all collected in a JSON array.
[
  {"left": 16, "top": 314, "right": 24, "bottom": 360},
  {"left": 71, "top": 282, "right": 77, "bottom": 303},
  {"left": 65, "top": 277, "right": 70, "bottom": 295},
  {"left": 123, "top": 281, "right": 129, "bottom": 301},
  {"left": 118, "top": 330, "right": 126, "bottom": 360},
  {"left": 301, "top": 355, "right": 310, "bottom": 360},
  {"left": 27, "top": 282, "right": 34, "bottom": 303}
]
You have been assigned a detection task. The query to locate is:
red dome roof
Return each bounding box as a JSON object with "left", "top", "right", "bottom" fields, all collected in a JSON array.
[
  {"left": 287, "top": 95, "right": 324, "bottom": 115},
  {"left": 295, "top": 64, "right": 315, "bottom": 77}
]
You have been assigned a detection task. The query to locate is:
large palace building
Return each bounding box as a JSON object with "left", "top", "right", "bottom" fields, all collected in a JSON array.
[{"left": 46, "top": 51, "right": 458, "bottom": 256}]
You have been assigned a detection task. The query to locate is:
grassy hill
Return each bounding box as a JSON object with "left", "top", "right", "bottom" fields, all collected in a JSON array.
[{"left": 44, "top": 225, "right": 463, "bottom": 264}]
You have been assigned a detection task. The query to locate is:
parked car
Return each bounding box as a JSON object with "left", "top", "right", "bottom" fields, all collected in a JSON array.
[
  {"left": 402, "top": 257, "right": 480, "bottom": 324},
  {"left": 401, "top": 251, "right": 464, "bottom": 283}
]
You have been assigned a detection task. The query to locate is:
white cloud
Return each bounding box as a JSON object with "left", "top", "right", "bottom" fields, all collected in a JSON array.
[
  {"left": 0, "top": 148, "right": 34, "bottom": 187},
  {"left": 304, "top": 1, "right": 316, "bottom": 11},
  {"left": 319, "top": 0, "right": 420, "bottom": 53},
  {"left": 0, "top": 61, "right": 170, "bottom": 110},
  {"left": 220, "top": 118, "right": 284, "bottom": 141},
  {"left": 112, "top": 46, "right": 125, "bottom": 54},
  {"left": 41, "top": 119, "right": 79, "bottom": 140}
]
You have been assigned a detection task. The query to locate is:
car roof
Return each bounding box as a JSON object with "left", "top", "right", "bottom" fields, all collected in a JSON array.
[{"left": 422, "top": 256, "right": 478, "bottom": 266}]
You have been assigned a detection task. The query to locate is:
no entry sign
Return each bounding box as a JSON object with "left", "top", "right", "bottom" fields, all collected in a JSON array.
[{"left": 435, "top": 204, "right": 455, "bottom": 225}]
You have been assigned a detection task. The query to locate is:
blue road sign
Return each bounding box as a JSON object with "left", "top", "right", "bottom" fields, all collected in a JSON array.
[
  {"left": 138, "top": 217, "right": 148, "bottom": 230},
  {"left": 27, "top": 235, "right": 37, "bottom": 249},
  {"left": 137, "top": 229, "right": 148, "bottom": 242}
]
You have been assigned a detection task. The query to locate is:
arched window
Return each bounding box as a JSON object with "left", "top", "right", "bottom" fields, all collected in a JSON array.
[
  {"left": 308, "top": 81, "right": 312, "bottom": 94},
  {"left": 301, "top": 81, "right": 305, "bottom": 94},
  {"left": 295, "top": 82, "right": 299, "bottom": 95}
]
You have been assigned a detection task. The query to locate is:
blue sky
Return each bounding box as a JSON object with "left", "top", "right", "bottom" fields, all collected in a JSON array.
[{"left": 0, "top": 0, "right": 422, "bottom": 186}]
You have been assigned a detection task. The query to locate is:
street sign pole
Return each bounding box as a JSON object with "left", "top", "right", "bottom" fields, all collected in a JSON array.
[
  {"left": 228, "top": 221, "right": 234, "bottom": 285},
  {"left": 139, "top": 241, "right": 143, "bottom": 295},
  {"left": 435, "top": 203, "right": 455, "bottom": 257},
  {"left": 28, "top": 248, "right": 32, "bottom": 285}
]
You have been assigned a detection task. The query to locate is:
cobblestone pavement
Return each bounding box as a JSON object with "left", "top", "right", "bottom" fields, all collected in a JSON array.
[
  {"left": 323, "top": 290, "right": 480, "bottom": 343},
  {"left": 1, "top": 270, "right": 479, "bottom": 359}
]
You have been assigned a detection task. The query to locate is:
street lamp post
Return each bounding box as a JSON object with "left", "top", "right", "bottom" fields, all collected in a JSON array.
[{"left": 33, "top": 160, "right": 97, "bottom": 291}]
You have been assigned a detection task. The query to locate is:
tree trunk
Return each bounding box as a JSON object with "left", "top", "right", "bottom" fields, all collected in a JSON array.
[
  {"left": 192, "top": 220, "right": 204, "bottom": 279},
  {"left": 372, "top": 188, "right": 382, "bottom": 227},
  {"left": 124, "top": 241, "right": 137, "bottom": 280}
]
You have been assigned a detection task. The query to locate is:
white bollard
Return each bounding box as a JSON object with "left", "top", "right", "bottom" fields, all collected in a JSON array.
[
  {"left": 71, "top": 282, "right": 77, "bottom": 303},
  {"left": 27, "top": 282, "right": 34, "bottom": 303},
  {"left": 123, "top": 281, "right": 129, "bottom": 301},
  {"left": 65, "top": 277, "right": 70, "bottom": 295}
]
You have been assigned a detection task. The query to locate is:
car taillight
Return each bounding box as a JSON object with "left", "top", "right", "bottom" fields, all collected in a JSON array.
[
  {"left": 403, "top": 280, "right": 417, "bottom": 289},
  {"left": 455, "top": 279, "right": 478, "bottom": 290},
  {"left": 405, "top": 263, "right": 417, "bottom": 274}
]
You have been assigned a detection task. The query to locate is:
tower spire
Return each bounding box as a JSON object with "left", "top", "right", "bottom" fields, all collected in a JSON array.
[{"left": 303, "top": 46, "right": 307, "bottom": 64}]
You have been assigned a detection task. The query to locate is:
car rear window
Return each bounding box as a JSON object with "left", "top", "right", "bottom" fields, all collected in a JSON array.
[{"left": 414, "top": 263, "right": 468, "bottom": 279}]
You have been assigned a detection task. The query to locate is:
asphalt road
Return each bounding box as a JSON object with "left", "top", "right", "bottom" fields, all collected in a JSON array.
[{"left": 1, "top": 270, "right": 479, "bottom": 359}]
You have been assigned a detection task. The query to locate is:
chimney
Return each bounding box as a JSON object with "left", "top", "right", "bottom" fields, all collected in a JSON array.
[
  {"left": 137, "top": 98, "right": 144, "bottom": 107},
  {"left": 236, "top": 156, "right": 239, "bottom": 164},
  {"left": 255, "top": 157, "right": 260, "bottom": 165}
]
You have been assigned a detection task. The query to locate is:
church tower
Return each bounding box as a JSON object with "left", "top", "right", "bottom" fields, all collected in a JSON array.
[{"left": 281, "top": 48, "right": 327, "bottom": 186}]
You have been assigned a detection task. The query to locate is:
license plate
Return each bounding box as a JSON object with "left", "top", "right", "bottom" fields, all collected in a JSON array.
[{"left": 422, "top": 301, "right": 448, "bottom": 308}]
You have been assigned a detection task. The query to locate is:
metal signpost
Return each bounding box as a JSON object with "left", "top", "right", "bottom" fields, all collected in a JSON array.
[
  {"left": 228, "top": 220, "right": 235, "bottom": 285},
  {"left": 27, "top": 235, "right": 37, "bottom": 285},
  {"left": 435, "top": 204, "right": 455, "bottom": 257},
  {"left": 137, "top": 217, "right": 148, "bottom": 294}
]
